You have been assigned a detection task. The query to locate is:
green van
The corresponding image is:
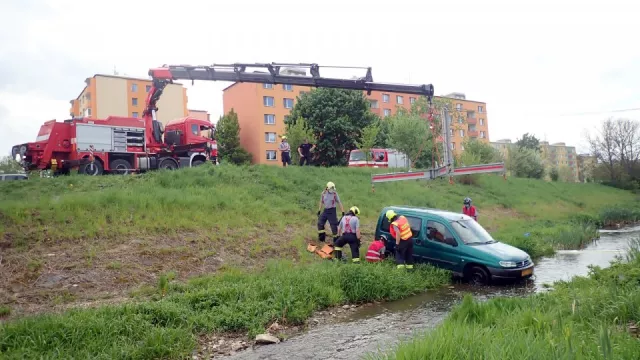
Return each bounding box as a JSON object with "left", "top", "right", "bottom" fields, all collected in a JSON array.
[{"left": 375, "top": 206, "right": 534, "bottom": 285}]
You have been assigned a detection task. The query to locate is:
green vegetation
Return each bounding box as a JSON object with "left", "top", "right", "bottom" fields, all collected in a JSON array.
[
  {"left": 216, "top": 109, "right": 253, "bottom": 165},
  {"left": 370, "top": 238, "right": 640, "bottom": 359},
  {"left": 1, "top": 165, "right": 637, "bottom": 258},
  {"left": 0, "top": 260, "right": 449, "bottom": 359}
]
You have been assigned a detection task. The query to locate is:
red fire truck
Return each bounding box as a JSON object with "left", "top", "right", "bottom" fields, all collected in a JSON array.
[{"left": 12, "top": 62, "right": 436, "bottom": 175}]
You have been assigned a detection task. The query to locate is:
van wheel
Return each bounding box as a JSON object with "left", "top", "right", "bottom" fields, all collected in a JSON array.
[
  {"left": 110, "top": 159, "right": 132, "bottom": 175},
  {"left": 191, "top": 159, "right": 204, "bottom": 167},
  {"left": 466, "top": 265, "right": 490, "bottom": 285}
]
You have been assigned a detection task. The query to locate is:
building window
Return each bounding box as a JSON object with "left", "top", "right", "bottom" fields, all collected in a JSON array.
[
  {"left": 461, "top": 144, "right": 465, "bottom": 151},
  {"left": 263, "top": 96, "right": 274, "bottom": 107},
  {"left": 480, "top": 131, "right": 486, "bottom": 138},
  {"left": 132, "top": 98, "right": 138, "bottom": 106},
  {"left": 263, "top": 83, "right": 273, "bottom": 89},
  {"left": 410, "top": 97, "right": 416, "bottom": 104},
  {"left": 451, "top": 142, "right": 455, "bottom": 150},
  {"left": 132, "top": 112, "right": 139, "bottom": 118},
  {"left": 84, "top": 108, "right": 91, "bottom": 117},
  {"left": 459, "top": 129, "right": 465, "bottom": 137},
  {"left": 456, "top": 103, "right": 462, "bottom": 111},
  {"left": 265, "top": 132, "right": 277, "bottom": 143},
  {"left": 283, "top": 84, "right": 293, "bottom": 91},
  {"left": 131, "top": 83, "right": 138, "bottom": 92},
  {"left": 266, "top": 150, "right": 277, "bottom": 161},
  {"left": 299, "top": 91, "right": 307, "bottom": 96},
  {"left": 264, "top": 114, "right": 276, "bottom": 125},
  {"left": 478, "top": 106, "right": 484, "bottom": 113},
  {"left": 283, "top": 98, "right": 294, "bottom": 109},
  {"left": 479, "top": 118, "right": 484, "bottom": 126},
  {"left": 449, "top": 128, "right": 453, "bottom": 136},
  {"left": 383, "top": 94, "right": 390, "bottom": 103},
  {"left": 396, "top": 95, "right": 403, "bottom": 104},
  {"left": 383, "top": 109, "right": 391, "bottom": 117},
  {"left": 146, "top": 85, "right": 151, "bottom": 92},
  {"left": 85, "top": 93, "right": 91, "bottom": 101},
  {"left": 370, "top": 100, "right": 379, "bottom": 109}
]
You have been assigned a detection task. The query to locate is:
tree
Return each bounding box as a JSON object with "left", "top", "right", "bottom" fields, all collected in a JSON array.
[
  {"left": 585, "top": 117, "right": 640, "bottom": 187},
  {"left": 0, "top": 156, "right": 24, "bottom": 174},
  {"left": 458, "top": 138, "right": 502, "bottom": 166},
  {"left": 507, "top": 147, "right": 545, "bottom": 179},
  {"left": 355, "top": 123, "right": 381, "bottom": 165},
  {"left": 287, "top": 88, "right": 376, "bottom": 167},
  {"left": 549, "top": 167, "right": 559, "bottom": 181},
  {"left": 387, "top": 111, "right": 431, "bottom": 169},
  {"left": 284, "top": 116, "right": 315, "bottom": 165},
  {"left": 373, "top": 116, "right": 391, "bottom": 148},
  {"left": 216, "top": 109, "right": 253, "bottom": 165},
  {"left": 516, "top": 133, "right": 541, "bottom": 152}
]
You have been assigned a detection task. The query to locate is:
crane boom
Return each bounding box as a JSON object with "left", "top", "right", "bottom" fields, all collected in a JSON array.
[{"left": 144, "top": 62, "right": 434, "bottom": 118}]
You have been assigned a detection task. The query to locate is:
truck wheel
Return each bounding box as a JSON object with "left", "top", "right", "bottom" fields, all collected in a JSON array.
[
  {"left": 191, "top": 159, "right": 205, "bottom": 167},
  {"left": 110, "top": 159, "right": 132, "bottom": 175},
  {"left": 159, "top": 158, "right": 178, "bottom": 170},
  {"left": 79, "top": 161, "right": 103, "bottom": 176},
  {"left": 466, "top": 265, "right": 490, "bottom": 286}
]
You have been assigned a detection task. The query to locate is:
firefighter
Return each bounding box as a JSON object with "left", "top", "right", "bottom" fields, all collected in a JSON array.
[
  {"left": 462, "top": 197, "right": 478, "bottom": 221},
  {"left": 317, "top": 182, "right": 345, "bottom": 243},
  {"left": 386, "top": 210, "right": 414, "bottom": 269},
  {"left": 365, "top": 235, "right": 387, "bottom": 263},
  {"left": 334, "top": 206, "right": 362, "bottom": 263}
]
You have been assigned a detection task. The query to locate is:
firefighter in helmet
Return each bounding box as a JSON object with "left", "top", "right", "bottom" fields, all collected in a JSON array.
[
  {"left": 317, "top": 181, "right": 344, "bottom": 243},
  {"left": 334, "top": 206, "right": 362, "bottom": 263}
]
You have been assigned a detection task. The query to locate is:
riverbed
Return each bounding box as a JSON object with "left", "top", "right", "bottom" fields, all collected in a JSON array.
[{"left": 225, "top": 225, "right": 640, "bottom": 360}]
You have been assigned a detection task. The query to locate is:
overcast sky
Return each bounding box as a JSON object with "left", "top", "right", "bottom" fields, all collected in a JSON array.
[{"left": 1, "top": 0, "right": 638, "bottom": 155}]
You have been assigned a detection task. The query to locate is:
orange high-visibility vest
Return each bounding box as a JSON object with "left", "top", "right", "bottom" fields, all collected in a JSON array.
[{"left": 390, "top": 216, "right": 412, "bottom": 241}]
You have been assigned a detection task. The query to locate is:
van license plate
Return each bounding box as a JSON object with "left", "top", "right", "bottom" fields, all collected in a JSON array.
[{"left": 521, "top": 268, "right": 533, "bottom": 276}]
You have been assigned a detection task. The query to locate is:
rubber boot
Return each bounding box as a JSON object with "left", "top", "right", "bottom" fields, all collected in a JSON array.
[
  {"left": 318, "top": 230, "right": 326, "bottom": 243},
  {"left": 333, "top": 247, "right": 344, "bottom": 262}
]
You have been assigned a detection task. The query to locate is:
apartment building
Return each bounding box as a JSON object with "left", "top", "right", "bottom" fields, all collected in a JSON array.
[
  {"left": 188, "top": 109, "right": 211, "bottom": 122},
  {"left": 223, "top": 73, "right": 490, "bottom": 165},
  {"left": 69, "top": 74, "right": 189, "bottom": 125},
  {"left": 490, "top": 139, "right": 580, "bottom": 181}
]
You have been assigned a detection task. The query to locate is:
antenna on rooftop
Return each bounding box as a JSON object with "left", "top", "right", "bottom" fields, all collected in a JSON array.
[{"left": 113, "top": 66, "right": 119, "bottom": 76}]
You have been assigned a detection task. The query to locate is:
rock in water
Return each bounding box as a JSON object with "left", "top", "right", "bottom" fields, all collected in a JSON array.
[{"left": 255, "top": 334, "right": 280, "bottom": 344}]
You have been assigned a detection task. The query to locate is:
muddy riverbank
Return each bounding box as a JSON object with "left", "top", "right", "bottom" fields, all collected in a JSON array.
[{"left": 218, "top": 225, "right": 640, "bottom": 360}]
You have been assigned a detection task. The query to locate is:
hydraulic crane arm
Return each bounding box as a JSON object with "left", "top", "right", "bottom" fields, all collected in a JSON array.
[{"left": 144, "top": 62, "right": 434, "bottom": 118}]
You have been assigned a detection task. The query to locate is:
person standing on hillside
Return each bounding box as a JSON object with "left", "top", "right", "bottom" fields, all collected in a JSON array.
[
  {"left": 334, "top": 206, "right": 362, "bottom": 263},
  {"left": 317, "top": 181, "right": 345, "bottom": 244},
  {"left": 279, "top": 136, "right": 291, "bottom": 167},
  {"left": 462, "top": 197, "right": 478, "bottom": 221},
  {"left": 386, "top": 210, "right": 414, "bottom": 269},
  {"left": 298, "top": 138, "right": 315, "bottom": 166}
]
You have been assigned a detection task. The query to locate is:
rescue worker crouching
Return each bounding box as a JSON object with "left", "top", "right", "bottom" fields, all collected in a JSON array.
[
  {"left": 317, "top": 181, "right": 345, "bottom": 243},
  {"left": 365, "top": 235, "right": 387, "bottom": 263},
  {"left": 386, "top": 210, "right": 414, "bottom": 270},
  {"left": 334, "top": 206, "right": 362, "bottom": 263}
]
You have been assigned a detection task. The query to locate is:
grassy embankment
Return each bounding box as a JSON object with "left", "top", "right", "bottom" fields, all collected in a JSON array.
[
  {"left": 370, "top": 237, "right": 640, "bottom": 359},
  {"left": 0, "top": 164, "right": 639, "bottom": 359}
]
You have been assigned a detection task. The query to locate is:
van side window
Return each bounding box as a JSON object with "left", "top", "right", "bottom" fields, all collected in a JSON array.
[
  {"left": 426, "top": 220, "right": 454, "bottom": 244},
  {"left": 381, "top": 215, "right": 422, "bottom": 238}
]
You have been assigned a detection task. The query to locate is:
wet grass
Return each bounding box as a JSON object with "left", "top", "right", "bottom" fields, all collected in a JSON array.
[
  {"left": 370, "top": 238, "right": 640, "bottom": 360},
  {"left": 0, "top": 260, "right": 449, "bottom": 359},
  {"left": 0, "top": 164, "right": 637, "bottom": 258}
]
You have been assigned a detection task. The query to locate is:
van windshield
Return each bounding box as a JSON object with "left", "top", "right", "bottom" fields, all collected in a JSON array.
[
  {"left": 349, "top": 151, "right": 366, "bottom": 161},
  {"left": 449, "top": 219, "right": 496, "bottom": 245}
]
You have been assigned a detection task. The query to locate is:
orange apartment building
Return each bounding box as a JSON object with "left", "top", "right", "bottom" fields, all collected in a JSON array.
[
  {"left": 69, "top": 74, "right": 189, "bottom": 125},
  {"left": 223, "top": 75, "right": 490, "bottom": 165}
]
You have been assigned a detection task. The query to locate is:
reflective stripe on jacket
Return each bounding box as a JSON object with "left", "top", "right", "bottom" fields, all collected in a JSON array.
[
  {"left": 390, "top": 216, "right": 412, "bottom": 241},
  {"left": 366, "top": 240, "right": 385, "bottom": 262}
]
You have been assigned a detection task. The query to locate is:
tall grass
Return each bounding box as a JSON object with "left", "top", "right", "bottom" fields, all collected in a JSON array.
[
  {"left": 0, "top": 260, "right": 449, "bottom": 359},
  {"left": 368, "top": 237, "right": 640, "bottom": 360},
  {"left": 0, "top": 164, "right": 637, "bottom": 257}
]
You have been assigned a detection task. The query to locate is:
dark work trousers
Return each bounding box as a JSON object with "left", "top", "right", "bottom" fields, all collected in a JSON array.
[
  {"left": 318, "top": 207, "right": 339, "bottom": 243},
  {"left": 395, "top": 239, "right": 414, "bottom": 268},
  {"left": 281, "top": 151, "right": 291, "bottom": 166},
  {"left": 334, "top": 233, "right": 361, "bottom": 263},
  {"left": 299, "top": 155, "right": 311, "bottom": 166}
]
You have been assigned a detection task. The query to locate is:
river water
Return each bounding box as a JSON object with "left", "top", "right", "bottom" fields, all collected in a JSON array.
[{"left": 226, "top": 226, "right": 640, "bottom": 360}]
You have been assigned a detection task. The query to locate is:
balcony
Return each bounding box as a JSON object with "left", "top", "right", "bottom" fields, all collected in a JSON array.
[
  {"left": 466, "top": 117, "right": 477, "bottom": 125},
  {"left": 468, "top": 130, "right": 479, "bottom": 138}
]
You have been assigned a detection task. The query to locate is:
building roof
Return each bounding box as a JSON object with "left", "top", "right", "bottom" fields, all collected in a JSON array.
[{"left": 188, "top": 109, "right": 209, "bottom": 113}]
